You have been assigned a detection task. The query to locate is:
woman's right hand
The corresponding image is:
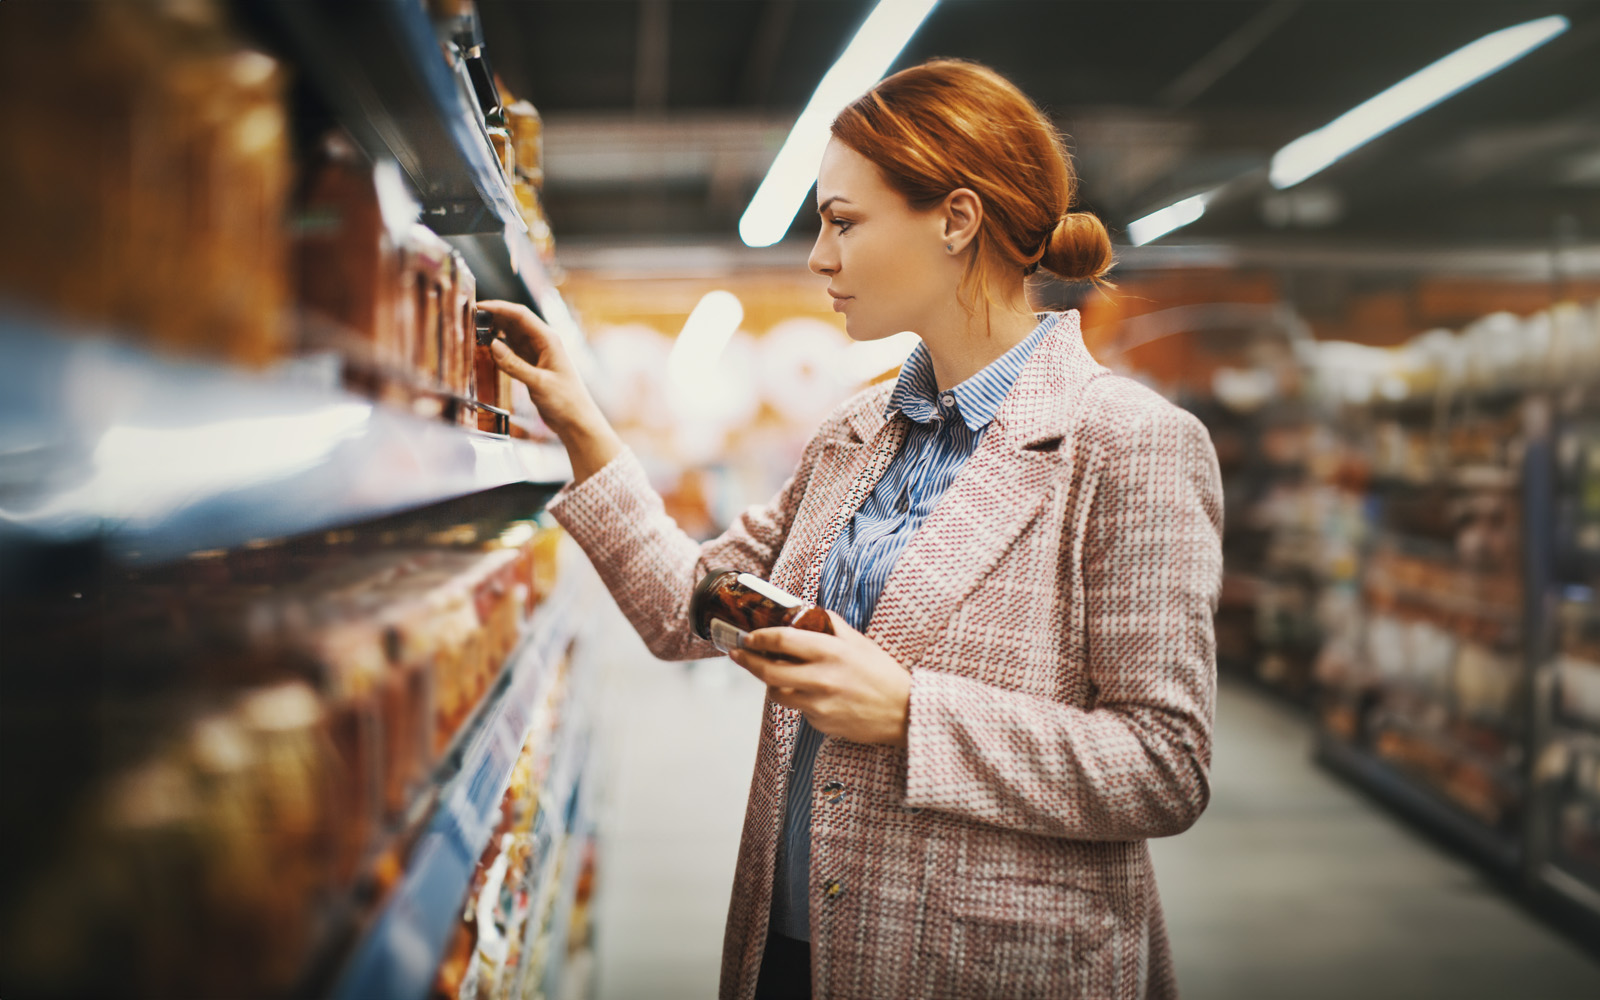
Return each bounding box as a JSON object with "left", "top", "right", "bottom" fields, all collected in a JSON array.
[{"left": 477, "top": 300, "right": 624, "bottom": 483}]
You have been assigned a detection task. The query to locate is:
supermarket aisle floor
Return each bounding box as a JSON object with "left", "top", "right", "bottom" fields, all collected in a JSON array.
[
  {"left": 590, "top": 626, "right": 1600, "bottom": 999},
  {"left": 1149, "top": 683, "right": 1600, "bottom": 1000}
]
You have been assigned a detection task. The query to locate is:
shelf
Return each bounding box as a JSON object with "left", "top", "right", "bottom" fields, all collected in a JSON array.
[
  {"left": 1536, "top": 863, "right": 1600, "bottom": 924},
  {"left": 239, "top": 0, "right": 581, "bottom": 335},
  {"left": 1315, "top": 731, "right": 1522, "bottom": 873},
  {"left": 247, "top": 0, "right": 517, "bottom": 237},
  {"left": 445, "top": 228, "right": 586, "bottom": 353},
  {"left": 331, "top": 566, "right": 589, "bottom": 1000},
  {"left": 0, "top": 313, "right": 571, "bottom": 565}
]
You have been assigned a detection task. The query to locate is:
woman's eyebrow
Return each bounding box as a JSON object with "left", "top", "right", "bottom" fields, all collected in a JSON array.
[{"left": 816, "top": 196, "right": 855, "bottom": 216}]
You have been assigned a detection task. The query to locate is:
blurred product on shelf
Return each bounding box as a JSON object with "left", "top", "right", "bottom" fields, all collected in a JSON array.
[
  {"left": 505, "top": 100, "right": 546, "bottom": 190},
  {"left": 0, "top": 506, "right": 565, "bottom": 1000},
  {"left": 499, "top": 88, "right": 555, "bottom": 264},
  {"left": 432, "top": 652, "right": 573, "bottom": 1000},
  {"left": 295, "top": 133, "right": 405, "bottom": 369},
  {"left": 294, "top": 134, "right": 494, "bottom": 427},
  {"left": 0, "top": 0, "right": 564, "bottom": 441},
  {"left": 1158, "top": 282, "right": 1597, "bottom": 909},
  {"left": 1556, "top": 592, "right": 1600, "bottom": 729},
  {"left": 0, "top": 0, "right": 289, "bottom": 365}
]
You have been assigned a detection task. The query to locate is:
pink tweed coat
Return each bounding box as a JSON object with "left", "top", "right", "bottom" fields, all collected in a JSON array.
[{"left": 548, "top": 310, "right": 1224, "bottom": 1000}]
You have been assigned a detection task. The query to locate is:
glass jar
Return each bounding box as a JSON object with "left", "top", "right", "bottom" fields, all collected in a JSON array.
[{"left": 690, "top": 569, "right": 834, "bottom": 657}]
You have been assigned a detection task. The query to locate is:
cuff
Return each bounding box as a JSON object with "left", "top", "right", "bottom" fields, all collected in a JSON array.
[{"left": 903, "top": 668, "right": 963, "bottom": 811}]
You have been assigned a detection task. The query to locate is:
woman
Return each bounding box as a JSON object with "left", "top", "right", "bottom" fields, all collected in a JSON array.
[{"left": 482, "top": 59, "right": 1222, "bottom": 1000}]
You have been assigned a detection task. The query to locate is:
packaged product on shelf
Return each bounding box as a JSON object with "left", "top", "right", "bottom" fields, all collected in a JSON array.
[
  {"left": 402, "top": 223, "right": 456, "bottom": 392},
  {"left": 0, "top": 0, "right": 289, "bottom": 365},
  {"left": 505, "top": 100, "right": 545, "bottom": 189},
  {"left": 448, "top": 250, "right": 478, "bottom": 404},
  {"left": 0, "top": 678, "right": 335, "bottom": 1000},
  {"left": 1453, "top": 642, "right": 1522, "bottom": 724},
  {"left": 1556, "top": 593, "right": 1600, "bottom": 727},
  {"left": 431, "top": 665, "right": 569, "bottom": 1000},
  {"left": 498, "top": 88, "right": 555, "bottom": 263},
  {"left": 485, "top": 108, "right": 517, "bottom": 179},
  {"left": 475, "top": 335, "right": 516, "bottom": 431},
  {"left": 295, "top": 133, "right": 405, "bottom": 368}
]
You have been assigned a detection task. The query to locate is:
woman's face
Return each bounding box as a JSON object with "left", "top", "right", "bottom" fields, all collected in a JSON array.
[{"left": 808, "top": 139, "right": 952, "bottom": 342}]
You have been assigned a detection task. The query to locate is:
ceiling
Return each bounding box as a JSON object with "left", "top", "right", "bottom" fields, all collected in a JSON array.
[{"left": 479, "top": 0, "right": 1600, "bottom": 270}]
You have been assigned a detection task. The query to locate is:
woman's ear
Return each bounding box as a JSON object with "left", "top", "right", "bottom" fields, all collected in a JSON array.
[{"left": 941, "top": 188, "right": 983, "bottom": 254}]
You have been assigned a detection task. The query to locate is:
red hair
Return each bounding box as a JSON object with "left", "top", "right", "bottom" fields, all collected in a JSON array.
[{"left": 831, "top": 59, "right": 1113, "bottom": 316}]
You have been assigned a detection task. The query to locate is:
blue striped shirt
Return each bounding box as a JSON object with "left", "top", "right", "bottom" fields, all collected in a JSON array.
[{"left": 770, "top": 315, "right": 1052, "bottom": 941}]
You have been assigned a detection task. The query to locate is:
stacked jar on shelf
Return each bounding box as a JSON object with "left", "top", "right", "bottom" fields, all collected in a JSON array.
[
  {"left": 1, "top": 510, "right": 565, "bottom": 998},
  {"left": 0, "top": 0, "right": 557, "bottom": 440}
]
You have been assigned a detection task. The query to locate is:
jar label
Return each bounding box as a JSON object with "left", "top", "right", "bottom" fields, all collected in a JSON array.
[
  {"left": 736, "top": 573, "right": 802, "bottom": 609},
  {"left": 710, "top": 617, "right": 750, "bottom": 654}
]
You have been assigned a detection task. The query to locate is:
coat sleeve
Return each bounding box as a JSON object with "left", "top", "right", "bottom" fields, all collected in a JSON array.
[
  {"left": 545, "top": 432, "right": 830, "bottom": 662},
  {"left": 903, "top": 402, "right": 1223, "bottom": 840}
]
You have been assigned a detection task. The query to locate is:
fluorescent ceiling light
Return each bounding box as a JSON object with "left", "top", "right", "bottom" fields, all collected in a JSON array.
[
  {"left": 1127, "top": 191, "right": 1214, "bottom": 246},
  {"left": 667, "top": 291, "right": 745, "bottom": 388},
  {"left": 738, "top": 0, "right": 940, "bottom": 248},
  {"left": 1270, "top": 15, "right": 1568, "bottom": 189}
]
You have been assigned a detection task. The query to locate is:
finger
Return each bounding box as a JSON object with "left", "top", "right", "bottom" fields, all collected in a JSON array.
[
  {"left": 734, "top": 649, "right": 819, "bottom": 691},
  {"left": 477, "top": 300, "right": 561, "bottom": 365},
  {"left": 489, "top": 339, "right": 548, "bottom": 386},
  {"left": 822, "top": 610, "right": 861, "bottom": 638},
  {"left": 743, "top": 626, "right": 837, "bottom": 662}
]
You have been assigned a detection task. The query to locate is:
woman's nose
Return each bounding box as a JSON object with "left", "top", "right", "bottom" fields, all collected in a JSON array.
[{"left": 808, "top": 234, "right": 836, "bottom": 276}]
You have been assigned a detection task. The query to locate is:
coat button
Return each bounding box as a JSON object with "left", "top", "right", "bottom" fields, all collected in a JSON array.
[
  {"left": 823, "top": 878, "right": 844, "bottom": 900},
  {"left": 821, "top": 780, "right": 845, "bottom": 803}
]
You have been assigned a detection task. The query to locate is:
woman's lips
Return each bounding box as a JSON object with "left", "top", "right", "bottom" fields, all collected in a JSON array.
[{"left": 831, "top": 295, "right": 852, "bottom": 313}]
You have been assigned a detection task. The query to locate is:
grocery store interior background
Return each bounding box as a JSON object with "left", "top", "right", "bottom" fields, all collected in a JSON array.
[{"left": 2, "top": 1, "right": 1600, "bottom": 998}]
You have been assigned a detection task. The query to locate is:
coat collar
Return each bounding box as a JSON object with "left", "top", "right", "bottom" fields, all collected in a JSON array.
[{"left": 885, "top": 315, "right": 1052, "bottom": 432}]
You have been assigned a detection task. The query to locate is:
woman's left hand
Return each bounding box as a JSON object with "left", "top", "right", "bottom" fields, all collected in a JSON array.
[{"left": 729, "top": 612, "right": 912, "bottom": 746}]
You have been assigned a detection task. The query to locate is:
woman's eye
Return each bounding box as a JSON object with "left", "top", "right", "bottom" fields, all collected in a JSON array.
[{"left": 831, "top": 218, "right": 853, "bottom": 233}]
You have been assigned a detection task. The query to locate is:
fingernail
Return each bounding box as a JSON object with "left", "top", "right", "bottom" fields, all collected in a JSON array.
[{"left": 490, "top": 340, "right": 508, "bottom": 355}]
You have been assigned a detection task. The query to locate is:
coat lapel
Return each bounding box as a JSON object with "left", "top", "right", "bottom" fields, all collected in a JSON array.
[
  {"left": 769, "top": 388, "right": 905, "bottom": 756},
  {"left": 794, "top": 401, "right": 905, "bottom": 604},
  {"left": 864, "top": 311, "right": 1107, "bottom": 672}
]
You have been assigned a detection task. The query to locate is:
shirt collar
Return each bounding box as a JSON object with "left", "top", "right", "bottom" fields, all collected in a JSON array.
[{"left": 886, "top": 313, "right": 1056, "bottom": 431}]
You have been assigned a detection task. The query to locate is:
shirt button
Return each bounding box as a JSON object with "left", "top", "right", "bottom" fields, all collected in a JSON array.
[
  {"left": 939, "top": 393, "right": 955, "bottom": 408},
  {"left": 821, "top": 780, "right": 845, "bottom": 803},
  {"left": 823, "top": 878, "right": 845, "bottom": 900}
]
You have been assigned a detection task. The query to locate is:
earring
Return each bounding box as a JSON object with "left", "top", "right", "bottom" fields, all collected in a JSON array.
[{"left": 946, "top": 243, "right": 954, "bottom": 252}]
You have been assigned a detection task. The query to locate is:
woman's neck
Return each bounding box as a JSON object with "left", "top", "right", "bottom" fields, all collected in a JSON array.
[{"left": 919, "top": 290, "right": 1042, "bottom": 391}]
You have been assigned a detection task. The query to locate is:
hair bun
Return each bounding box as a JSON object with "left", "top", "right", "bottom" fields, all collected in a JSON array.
[{"left": 1040, "top": 212, "right": 1114, "bottom": 282}]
